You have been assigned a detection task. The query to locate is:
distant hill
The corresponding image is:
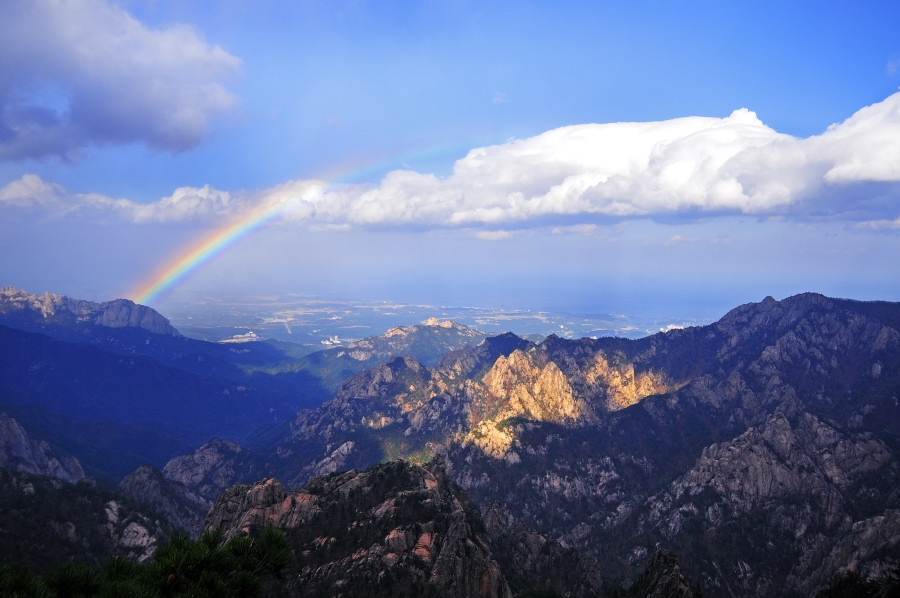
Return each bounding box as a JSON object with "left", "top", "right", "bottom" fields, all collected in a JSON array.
[
  {"left": 286, "top": 317, "right": 488, "bottom": 393},
  {"left": 0, "top": 287, "right": 321, "bottom": 478}
]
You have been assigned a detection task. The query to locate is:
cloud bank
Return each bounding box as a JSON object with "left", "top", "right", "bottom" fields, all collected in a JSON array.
[
  {"left": 0, "top": 0, "right": 241, "bottom": 161},
  {"left": 3, "top": 92, "right": 900, "bottom": 229}
]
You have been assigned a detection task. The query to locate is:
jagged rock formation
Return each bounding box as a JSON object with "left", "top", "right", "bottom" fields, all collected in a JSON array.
[
  {"left": 205, "top": 458, "right": 513, "bottom": 597},
  {"left": 625, "top": 551, "right": 696, "bottom": 598},
  {"left": 0, "top": 286, "right": 180, "bottom": 336},
  {"left": 113, "top": 438, "right": 270, "bottom": 537},
  {"left": 482, "top": 502, "right": 604, "bottom": 597},
  {"left": 445, "top": 294, "right": 900, "bottom": 597},
  {"left": 118, "top": 464, "right": 212, "bottom": 536},
  {"left": 162, "top": 438, "right": 263, "bottom": 501},
  {"left": 0, "top": 412, "right": 84, "bottom": 483}
]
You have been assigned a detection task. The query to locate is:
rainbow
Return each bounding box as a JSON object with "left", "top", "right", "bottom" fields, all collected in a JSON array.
[
  {"left": 128, "top": 143, "right": 473, "bottom": 306},
  {"left": 129, "top": 194, "right": 299, "bottom": 306}
]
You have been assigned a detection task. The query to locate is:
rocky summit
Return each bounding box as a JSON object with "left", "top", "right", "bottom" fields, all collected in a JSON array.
[
  {"left": 205, "top": 458, "right": 513, "bottom": 597},
  {"left": 0, "top": 286, "right": 180, "bottom": 337}
]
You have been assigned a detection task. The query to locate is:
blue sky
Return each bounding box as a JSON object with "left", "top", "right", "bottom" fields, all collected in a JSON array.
[{"left": 2, "top": 0, "right": 900, "bottom": 322}]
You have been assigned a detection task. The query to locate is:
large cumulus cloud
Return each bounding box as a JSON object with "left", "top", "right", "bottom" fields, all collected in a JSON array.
[
  {"left": 314, "top": 92, "right": 900, "bottom": 227},
  {"left": 4, "top": 93, "right": 900, "bottom": 229},
  {"left": 0, "top": 0, "right": 241, "bottom": 160}
]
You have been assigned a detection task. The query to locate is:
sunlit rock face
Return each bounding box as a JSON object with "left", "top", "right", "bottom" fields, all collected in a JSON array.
[
  {"left": 465, "top": 348, "right": 585, "bottom": 457},
  {"left": 480, "top": 349, "right": 583, "bottom": 422},
  {"left": 585, "top": 352, "right": 669, "bottom": 411}
]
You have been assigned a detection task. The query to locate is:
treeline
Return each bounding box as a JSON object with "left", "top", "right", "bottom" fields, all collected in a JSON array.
[{"left": 0, "top": 528, "right": 290, "bottom": 597}]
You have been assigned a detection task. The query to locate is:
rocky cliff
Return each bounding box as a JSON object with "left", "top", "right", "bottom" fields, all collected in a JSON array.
[
  {"left": 445, "top": 294, "right": 900, "bottom": 596},
  {"left": 205, "top": 458, "right": 513, "bottom": 597},
  {"left": 118, "top": 464, "right": 212, "bottom": 536},
  {"left": 0, "top": 286, "right": 180, "bottom": 336},
  {"left": 0, "top": 412, "right": 84, "bottom": 483}
]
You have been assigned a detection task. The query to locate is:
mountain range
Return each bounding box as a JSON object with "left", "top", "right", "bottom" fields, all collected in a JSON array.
[
  {"left": 0, "top": 286, "right": 482, "bottom": 479},
  {"left": 1, "top": 287, "right": 898, "bottom": 596}
]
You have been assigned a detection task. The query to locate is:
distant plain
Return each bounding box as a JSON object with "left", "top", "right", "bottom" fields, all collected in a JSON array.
[{"left": 157, "top": 291, "right": 715, "bottom": 351}]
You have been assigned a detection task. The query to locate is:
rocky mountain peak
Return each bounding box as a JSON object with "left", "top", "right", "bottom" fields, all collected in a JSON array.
[
  {"left": 0, "top": 286, "right": 180, "bottom": 336},
  {"left": 92, "top": 298, "right": 179, "bottom": 336},
  {"left": 0, "top": 412, "right": 84, "bottom": 483},
  {"left": 205, "top": 458, "right": 513, "bottom": 597},
  {"left": 118, "top": 464, "right": 211, "bottom": 537},
  {"left": 162, "top": 438, "right": 260, "bottom": 503},
  {"left": 424, "top": 317, "right": 456, "bottom": 328}
]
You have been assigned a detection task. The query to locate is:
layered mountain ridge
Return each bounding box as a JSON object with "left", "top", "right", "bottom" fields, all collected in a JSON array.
[
  {"left": 153, "top": 292, "right": 900, "bottom": 596},
  {"left": 2, "top": 288, "right": 898, "bottom": 596}
]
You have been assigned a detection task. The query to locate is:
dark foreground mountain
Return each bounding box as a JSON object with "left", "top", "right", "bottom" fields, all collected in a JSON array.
[
  {"left": 0, "top": 468, "right": 177, "bottom": 574},
  {"left": 205, "top": 458, "right": 514, "bottom": 597},
  {"left": 157, "top": 293, "right": 900, "bottom": 597},
  {"left": 202, "top": 457, "right": 701, "bottom": 597},
  {"left": 0, "top": 413, "right": 175, "bottom": 574}
]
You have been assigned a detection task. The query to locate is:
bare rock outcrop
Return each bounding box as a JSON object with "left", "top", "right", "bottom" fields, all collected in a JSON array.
[
  {"left": 0, "top": 286, "right": 179, "bottom": 336},
  {"left": 119, "top": 464, "right": 212, "bottom": 537},
  {"left": 627, "top": 551, "right": 695, "bottom": 598},
  {"left": 0, "top": 412, "right": 84, "bottom": 483},
  {"left": 205, "top": 458, "right": 512, "bottom": 597},
  {"left": 162, "top": 438, "right": 261, "bottom": 502}
]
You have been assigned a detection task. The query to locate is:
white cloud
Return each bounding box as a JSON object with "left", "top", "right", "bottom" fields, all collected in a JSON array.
[
  {"left": 0, "top": 174, "right": 67, "bottom": 208},
  {"left": 0, "top": 174, "right": 325, "bottom": 224},
  {"left": 5, "top": 93, "right": 900, "bottom": 228},
  {"left": 474, "top": 230, "right": 514, "bottom": 241},
  {"left": 0, "top": 0, "right": 241, "bottom": 160},
  {"left": 130, "top": 185, "right": 236, "bottom": 223},
  {"left": 813, "top": 94, "right": 900, "bottom": 183},
  {"left": 858, "top": 217, "right": 900, "bottom": 231},
  {"left": 551, "top": 224, "right": 597, "bottom": 235}
]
